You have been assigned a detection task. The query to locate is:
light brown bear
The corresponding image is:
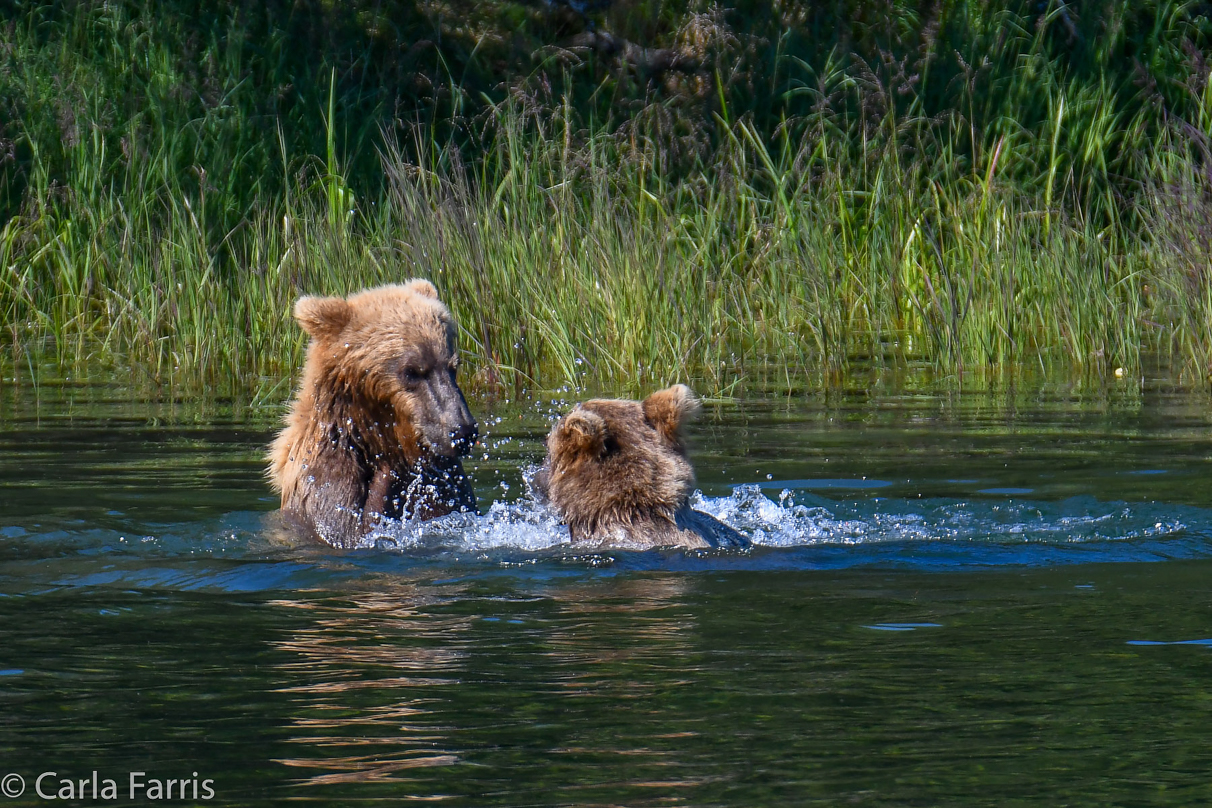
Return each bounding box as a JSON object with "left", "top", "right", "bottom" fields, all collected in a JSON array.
[
  {"left": 536, "top": 385, "right": 749, "bottom": 551},
  {"left": 268, "top": 280, "right": 478, "bottom": 547}
]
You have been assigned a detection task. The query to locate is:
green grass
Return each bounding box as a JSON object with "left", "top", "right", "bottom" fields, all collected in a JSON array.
[{"left": 3, "top": 1, "right": 1212, "bottom": 396}]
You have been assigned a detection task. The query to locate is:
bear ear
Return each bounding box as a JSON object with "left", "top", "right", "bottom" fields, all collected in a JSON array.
[
  {"left": 294, "top": 295, "right": 352, "bottom": 340},
  {"left": 642, "top": 384, "right": 701, "bottom": 443},
  {"left": 403, "top": 278, "right": 439, "bottom": 299},
  {"left": 551, "top": 408, "right": 607, "bottom": 462}
]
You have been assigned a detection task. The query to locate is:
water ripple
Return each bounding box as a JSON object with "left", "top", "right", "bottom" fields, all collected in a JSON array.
[{"left": 2, "top": 482, "right": 1210, "bottom": 594}]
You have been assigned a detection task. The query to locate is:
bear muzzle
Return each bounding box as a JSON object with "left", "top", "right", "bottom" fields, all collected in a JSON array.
[
  {"left": 449, "top": 421, "right": 479, "bottom": 455},
  {"left": 400, "top": 368, "right": 478, "bottom": 457}
]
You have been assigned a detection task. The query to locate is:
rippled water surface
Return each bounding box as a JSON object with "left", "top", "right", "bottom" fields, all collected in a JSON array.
[{"left": 2, "top": 378, "right": 1212, "bottom": 806}]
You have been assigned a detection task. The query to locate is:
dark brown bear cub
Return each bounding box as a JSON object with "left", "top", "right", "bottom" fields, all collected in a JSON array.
[
  {"left": 537, "top": 385, "right": 749, "bottom": 551},
  {"left": 268, "top": 280, "right": 478, "bottom": 547}
]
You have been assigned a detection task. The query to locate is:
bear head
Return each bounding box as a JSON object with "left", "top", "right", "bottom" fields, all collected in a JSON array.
[
  {"left": 293, "top": 279, "right": 477, "bottom": 460},
  {"left": 540, "top": 384, "right": 701, "bottom": 542}
]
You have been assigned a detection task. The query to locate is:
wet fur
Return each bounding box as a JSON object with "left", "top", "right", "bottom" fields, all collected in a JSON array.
[
  {"left": 537, "top": 385, "right": 748, "bottom": 550},
  {"left": 268, "top": 280, "right": 477, "bottom": 547}
]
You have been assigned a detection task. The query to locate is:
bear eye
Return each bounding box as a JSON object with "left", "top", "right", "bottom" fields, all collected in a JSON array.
[{"left": 402, "top": 366, "right": 426, "bottom": 383}]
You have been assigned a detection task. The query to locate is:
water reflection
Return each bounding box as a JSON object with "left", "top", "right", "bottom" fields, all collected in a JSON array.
[
  {"left": 267, "top": 575, "right": 706, "bottom": 796},
  {"left": 270, "top": 586, "right": 470, "bottom": 786}
]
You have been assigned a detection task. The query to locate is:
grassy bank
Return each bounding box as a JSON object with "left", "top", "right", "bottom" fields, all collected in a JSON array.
[{"left": 3, "top": 1, "right": 1212, "bottom": 396}]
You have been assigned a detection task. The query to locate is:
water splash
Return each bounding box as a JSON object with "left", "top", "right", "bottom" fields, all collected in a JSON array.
[
  {"left": 692, "top": 485, "right": 1194, "bottom": 549},
  {"left": 365, "top": 496, "right": 570, "bottom": 554},
  {"left": 342, "top": 483, "right": 1202, "bottom": 557},
  {"left": 4, "top": 485, "right": 1211, "bottom": 595}
]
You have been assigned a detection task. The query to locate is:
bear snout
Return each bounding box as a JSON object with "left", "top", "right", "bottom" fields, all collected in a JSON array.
[{"left": 449, "top": 421, "right": 479, "bottom": 455}]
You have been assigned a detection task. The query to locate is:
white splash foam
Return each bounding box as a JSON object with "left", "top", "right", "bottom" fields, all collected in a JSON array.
[
  {"left": 349, "top": 484, "right": 1192, "bottom": 554},
  {"left": 691, "top": 485, "right": 1189, "bottom": 548},
  {"left": 362, "top": 495, "right": 571, "bottom": 553}
]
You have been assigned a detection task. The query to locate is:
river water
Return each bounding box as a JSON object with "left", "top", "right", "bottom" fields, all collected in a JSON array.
[{"left": 1, "top": 377, "right": 1211, "bottom": 806}]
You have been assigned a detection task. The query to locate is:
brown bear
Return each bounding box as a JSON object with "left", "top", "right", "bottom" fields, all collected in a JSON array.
[
  {"left": 535, "top": 384, "right": 750, "bottom": 551},
  {"left": 267, "top": 280, "right": 478, "bottom": 547}
]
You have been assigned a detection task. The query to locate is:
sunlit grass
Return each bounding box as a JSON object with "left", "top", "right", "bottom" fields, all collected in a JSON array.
[{"left": 0, "top": 105, "right": 1194, "bottom": 397}]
